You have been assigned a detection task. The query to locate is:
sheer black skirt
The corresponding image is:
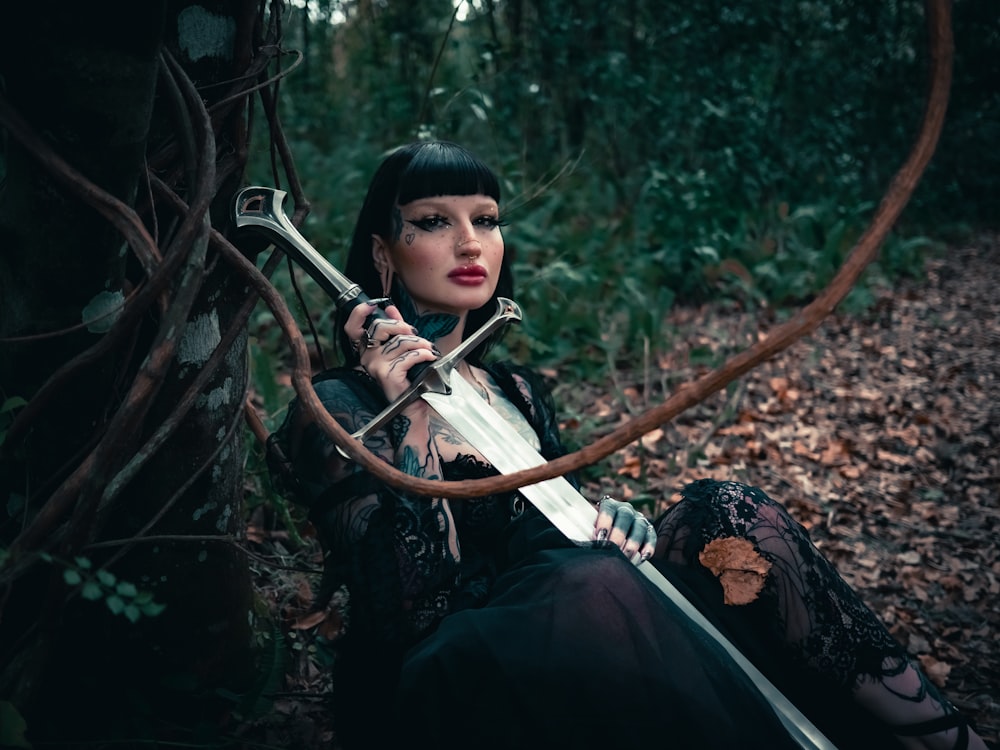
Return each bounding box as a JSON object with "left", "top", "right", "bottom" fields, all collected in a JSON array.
[{"left": 335, "top": 480, "right": 951, "bottom": 749}]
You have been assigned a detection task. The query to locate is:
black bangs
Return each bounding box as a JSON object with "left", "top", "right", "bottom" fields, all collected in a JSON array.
[{"left": 395, "top": 141, "right": 501, "bottom": 205}]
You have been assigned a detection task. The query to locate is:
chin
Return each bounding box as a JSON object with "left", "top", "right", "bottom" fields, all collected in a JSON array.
[{"left": 446, "top": 287, "right": 495, "bottom": 312}]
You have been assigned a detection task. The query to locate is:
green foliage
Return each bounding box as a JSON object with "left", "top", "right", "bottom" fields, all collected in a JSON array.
[
  {"left": 44, "top": 553, "right": 166, "bottom": 623},
  {"left": 244, "top": 0, "right": 996, "bottom": 397},
  {"left": 244, "top": 421, "right": 308, "bottom": 547}
]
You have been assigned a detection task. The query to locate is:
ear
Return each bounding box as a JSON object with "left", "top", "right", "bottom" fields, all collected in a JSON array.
[{"left": 371, "top": 235, "right": 393, "bottom": 273}]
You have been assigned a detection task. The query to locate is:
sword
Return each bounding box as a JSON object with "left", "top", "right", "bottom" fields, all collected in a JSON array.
[{"left": 233, "top": 186, "right": 838, "bottom": 750}]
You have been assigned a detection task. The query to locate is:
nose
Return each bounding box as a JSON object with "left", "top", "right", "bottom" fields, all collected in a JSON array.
[{"left": 456, "top": 227, "right": 481, "bottom": 258}]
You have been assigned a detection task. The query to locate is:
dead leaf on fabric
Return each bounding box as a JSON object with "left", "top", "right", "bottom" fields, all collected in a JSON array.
[{"left": 698, "top": 537, "right": 773, "bottom": 605}]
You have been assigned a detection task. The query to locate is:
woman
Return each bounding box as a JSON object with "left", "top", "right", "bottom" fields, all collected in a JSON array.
[{"left": 272, "top": 141, "right": 986, "bottom": 750}]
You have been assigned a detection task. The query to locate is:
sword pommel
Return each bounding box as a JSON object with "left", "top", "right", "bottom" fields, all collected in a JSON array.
[{"left": 233, "top": 186, "right": 370, "bottom": 316}]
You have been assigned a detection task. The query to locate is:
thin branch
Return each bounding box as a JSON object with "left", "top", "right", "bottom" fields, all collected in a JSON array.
[
  {"left": 85, "top": 535, "right": 323, "bottom": 577},
  {"left": 284, "top": 254, "right": 328, "bottom": 370},
  {"left": 85, "top": 534, "right": 240, "bottom": 549},
  {"left": 417, "top": 1, "right": 464, "bottom": 126}
]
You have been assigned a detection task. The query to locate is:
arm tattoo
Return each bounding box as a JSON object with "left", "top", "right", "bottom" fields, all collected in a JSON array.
[
  {"left": 397, "top": 444, "right": 440, "bottom": 480},
  {"left": 391, "top": 413, "right": 441, "bottom": 480},
  {"left": 390, "top": 412, "right": 411, "bottom": 447}
]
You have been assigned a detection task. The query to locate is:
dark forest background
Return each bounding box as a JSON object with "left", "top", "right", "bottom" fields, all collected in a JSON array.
[{"left": 244, "top": 0, "right": 998, "bottom": 431}]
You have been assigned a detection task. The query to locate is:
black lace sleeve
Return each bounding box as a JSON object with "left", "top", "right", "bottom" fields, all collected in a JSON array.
[
  {"left": 269, "top": 361, "right": 578, "bottom": 648},
  {"left": 270, "top": 368, "right": 462, "bottom": 646}
]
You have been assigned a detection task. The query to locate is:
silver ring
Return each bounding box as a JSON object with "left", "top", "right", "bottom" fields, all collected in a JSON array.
[
  {"left": 353, "top": 326, "right": 383, "bottom": 354},
  {"left": 352, "top": 335, "right": 377, "bottom": 355},
  {"left": 360, "top": 330, "right": 379, "bottom": 349}
]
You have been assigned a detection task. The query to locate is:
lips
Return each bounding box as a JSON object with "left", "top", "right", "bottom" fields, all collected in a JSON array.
[{"left": 448, "top": 265, "right": 488, "bottom": 285}]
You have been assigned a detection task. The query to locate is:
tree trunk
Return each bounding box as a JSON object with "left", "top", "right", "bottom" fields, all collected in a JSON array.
[{"left": 0, "top": 1, "right": 266, "bottom": 742}]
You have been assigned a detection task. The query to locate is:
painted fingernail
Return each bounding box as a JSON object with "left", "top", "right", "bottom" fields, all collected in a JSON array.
[
  {"left": 431, "top": 346, "right": 442, "bottom": 356},
  {"left": 596, "top": 528, "right": 609, "bottom": 542}
]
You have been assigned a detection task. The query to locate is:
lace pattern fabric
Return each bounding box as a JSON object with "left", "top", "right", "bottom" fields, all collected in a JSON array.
[
  {"left": 655, "top": 478, "right": 906, "bottom": 688},
  {"left": 653, "top": 478, "right": 968, "bottom": 749}
]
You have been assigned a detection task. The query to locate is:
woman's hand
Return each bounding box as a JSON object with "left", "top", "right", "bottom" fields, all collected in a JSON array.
[
  {"left": 593, "top": 495, "right": 657, "bottom": 565},
  {"left": 347, "top": 302, "right": 438, "bottom": 402}
]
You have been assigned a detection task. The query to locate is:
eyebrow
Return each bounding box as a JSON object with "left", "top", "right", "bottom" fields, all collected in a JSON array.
[{"left": 403, "top": 198, "right": 498, "bottom": 214}]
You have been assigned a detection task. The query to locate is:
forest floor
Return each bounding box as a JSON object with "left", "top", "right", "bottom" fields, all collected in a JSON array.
[{"left": 238, "top": 234, "right": 999, "bottom": 748}]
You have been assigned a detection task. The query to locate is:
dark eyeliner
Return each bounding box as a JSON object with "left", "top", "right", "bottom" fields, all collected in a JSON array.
[
  {"left": 406, "top": 216, "right": 446, "bottom": 231},
  {"left": 406, "top": 216, "right": 440, "bottom": 232}
]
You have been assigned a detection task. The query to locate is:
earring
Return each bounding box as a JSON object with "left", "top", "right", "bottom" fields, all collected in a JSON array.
[{"left": 381, "top": 265, "right": 394, "bottom": 298}]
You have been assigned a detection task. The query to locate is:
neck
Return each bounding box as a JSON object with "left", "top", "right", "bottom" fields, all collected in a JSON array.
[
  {"left": 391, "top": 284, "right": 466, "bottom": 354},
  {"left": 432, "top": 315, "right": 467, "bottom": 357}
]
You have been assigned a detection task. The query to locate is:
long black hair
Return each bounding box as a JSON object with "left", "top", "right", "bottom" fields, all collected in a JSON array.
[{"left": 337, "top": 141, "right": 514, "bottom": 366}]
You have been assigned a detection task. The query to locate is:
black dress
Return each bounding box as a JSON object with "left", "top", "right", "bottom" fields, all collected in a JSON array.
[{"left": 272, "top": 361, "right": 945, "bottom": 750}]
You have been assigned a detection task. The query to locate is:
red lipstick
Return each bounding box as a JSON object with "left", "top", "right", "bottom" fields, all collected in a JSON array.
[{"left": 448, "top": 264, "right": 488, "bottom": 285}]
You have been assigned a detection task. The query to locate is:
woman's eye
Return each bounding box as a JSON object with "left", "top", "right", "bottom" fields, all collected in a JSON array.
[
  {"left": 406, "top": 214, "right": 505, "bottom": 232},
  {"left": 475, "top": 215, "right": 505, "bottom": 229},
  {"left": 408, "top": 216, "right": 448, "bottom": 231}
]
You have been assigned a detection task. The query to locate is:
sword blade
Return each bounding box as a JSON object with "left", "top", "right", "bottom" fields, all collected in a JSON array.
[
  {"left": 423, "top": 375, "right": 837, "bottom": 750},
  {"left": 423, "top": 375, "right": 594, "bottom": 543}
]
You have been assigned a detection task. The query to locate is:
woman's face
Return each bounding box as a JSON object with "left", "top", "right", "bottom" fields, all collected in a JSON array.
[{"left": 373, "top": 194, "right": 504, "bottom": 318}]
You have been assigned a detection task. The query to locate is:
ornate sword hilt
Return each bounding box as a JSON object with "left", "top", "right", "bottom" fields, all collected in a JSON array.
[
  {"left": 234, "top": 186, "right": 370, "bottom": 311},
  {"left": 232, "top": 186, "right": 523, "bottom": 455}
]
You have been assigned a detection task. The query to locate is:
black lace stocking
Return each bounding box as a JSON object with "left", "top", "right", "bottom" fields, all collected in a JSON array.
[{"left": 653, "top": 479, "right": 977, "bottom": 749}]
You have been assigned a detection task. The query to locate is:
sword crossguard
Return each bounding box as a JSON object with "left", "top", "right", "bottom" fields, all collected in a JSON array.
[{"left": 345, "top": 297, "right": 522, "bottom": 455}]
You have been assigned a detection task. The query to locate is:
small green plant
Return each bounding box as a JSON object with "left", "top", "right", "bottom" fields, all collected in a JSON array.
[{"left": 44, "top": 553, "right": 166, "bottom": 623}]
